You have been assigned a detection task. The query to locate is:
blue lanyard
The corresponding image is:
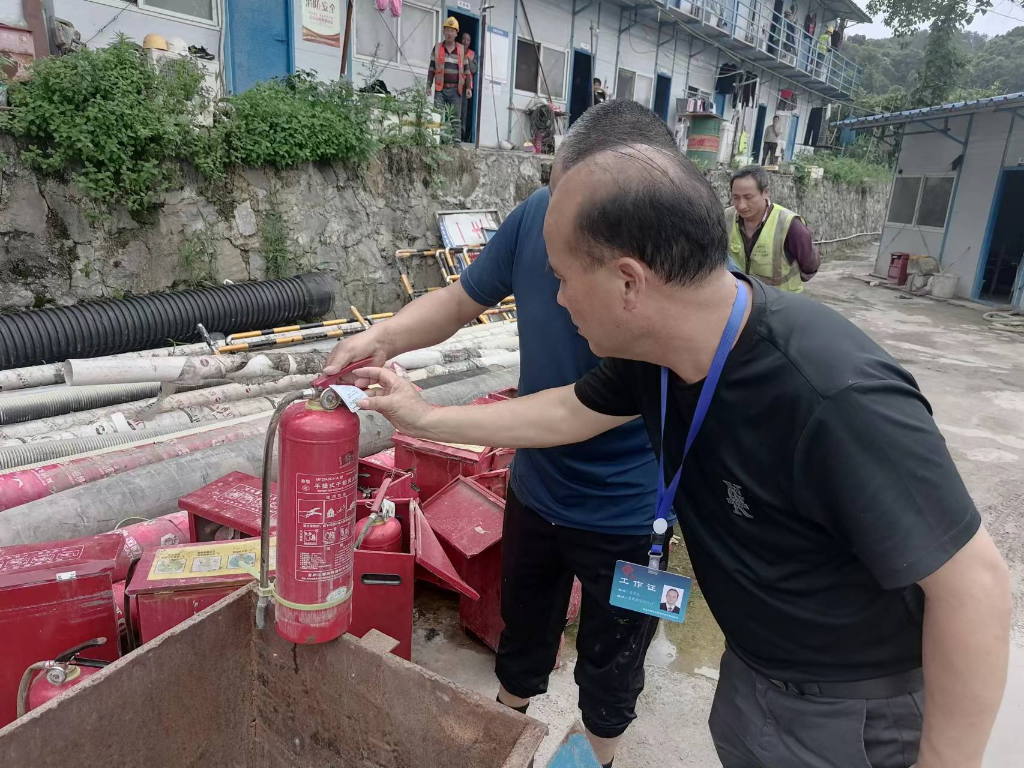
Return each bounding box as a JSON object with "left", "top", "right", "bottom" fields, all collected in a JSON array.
[{"left": 649, "top": 278, "right": 749, "bottom": 567}]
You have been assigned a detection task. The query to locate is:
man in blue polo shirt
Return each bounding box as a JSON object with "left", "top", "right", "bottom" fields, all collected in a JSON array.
[{"left": 323, "top": 101, "right": 677, "bottom": 766}]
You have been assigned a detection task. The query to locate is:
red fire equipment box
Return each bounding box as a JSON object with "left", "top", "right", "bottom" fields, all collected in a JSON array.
[
  {"left": 391, "top": 433, "right": 495, "bottom": 501},
  {"left": 174, "top": 472, "right": 475, "bottom": 659},
  {"left": 422, "top": 476, "right": 581, "bottom": 652},
  {"left": 888, "top": 252, "right": 910, "bottom": 285},
  {"left": 126, "top": 538, "right": 267, "bottom": 645},
  {"left": 0, "top": 534, "right": 125, "bottom": 727}
]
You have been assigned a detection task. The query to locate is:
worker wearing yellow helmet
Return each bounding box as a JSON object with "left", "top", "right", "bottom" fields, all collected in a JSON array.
[{"left": 428, "top": 17, "right": 468, "bottom": 138}]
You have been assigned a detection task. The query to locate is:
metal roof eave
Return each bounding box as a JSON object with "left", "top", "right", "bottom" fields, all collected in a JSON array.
[
  {"left": 818, "top": 0, "right": 873, "bottom": 24},
  {"left": 834, "top": 92, "right": 1024, "bottom": 130}
]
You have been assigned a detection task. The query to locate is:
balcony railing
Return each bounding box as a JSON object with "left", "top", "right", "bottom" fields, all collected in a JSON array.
[{"left": 663, "top": 0, "right": 862, "bottom": 96}]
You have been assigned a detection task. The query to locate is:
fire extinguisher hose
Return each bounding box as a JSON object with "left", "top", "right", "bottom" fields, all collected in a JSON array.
[
  {"left": 256, "top": 390, "right": 308, "bottom": 630},
  {"left": 16, "top": 662, "right": 54, "bottom": 718}
]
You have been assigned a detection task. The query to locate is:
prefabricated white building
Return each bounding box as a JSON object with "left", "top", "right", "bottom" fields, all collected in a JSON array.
[{"left": 836, "top": 92, "right": 1024, "bottom": 308}]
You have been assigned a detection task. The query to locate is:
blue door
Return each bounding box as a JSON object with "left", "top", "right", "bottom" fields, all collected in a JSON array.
[{"left": 226, "top": 0, "right": 292, "bottom": 93}]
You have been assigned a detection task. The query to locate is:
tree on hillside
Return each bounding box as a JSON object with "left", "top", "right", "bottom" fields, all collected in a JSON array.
[
  {"left": 969, "top": 27, "right": 1024, "bottom": 92},
  {"left": 866, "top": 0, "right": 1020, "bottom": 106},
  {"left": 913, "top": 5, "right": 970, "bottom": 105}
]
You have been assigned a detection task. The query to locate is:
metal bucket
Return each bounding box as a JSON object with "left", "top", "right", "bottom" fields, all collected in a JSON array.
[{"left": 687, "top": 114, "right": 723, "bottom": 164}]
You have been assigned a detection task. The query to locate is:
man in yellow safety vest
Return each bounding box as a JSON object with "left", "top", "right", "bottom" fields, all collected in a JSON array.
[
  {"left": 725, "top": 165, "right": 819, "bottom": 292},
  {"left": 427, "top": 17, "right": 467, "bottom": 137}
]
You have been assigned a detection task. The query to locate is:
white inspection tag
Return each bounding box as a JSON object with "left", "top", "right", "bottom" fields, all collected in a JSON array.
[{"left": 327, "top": 384, "right": 367, "bottom": 413}]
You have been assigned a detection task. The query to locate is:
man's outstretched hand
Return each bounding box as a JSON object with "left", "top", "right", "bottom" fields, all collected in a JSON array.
[
  {"left": 322, "top": 327, "right": 389, "bottom": 376},
  {"left": 351, "top": 366, "right": 436, "bottom": 437}
]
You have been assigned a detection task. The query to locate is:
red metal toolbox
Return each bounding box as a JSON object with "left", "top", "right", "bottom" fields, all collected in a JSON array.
[
  {"left": 0, "top": 535, "right": 125, "bottom": 727},
  {"left": 422, "top": 477, "right": 582, "bottom": 652},
  {"left": 175, "top": 473, "right": 475, "bottom": 658},
  {"left": 391, "top": 433, "right": 494, "bottom": 501},
  {"left": 126, "top": 538, "right": 268, "bottom": 645}
]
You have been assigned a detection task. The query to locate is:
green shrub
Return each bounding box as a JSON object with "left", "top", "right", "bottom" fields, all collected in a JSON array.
[
  {"left": 0, "top": 37, "right": 205, "bottom": 212},
  {"left": 0, "top": 45, "right": 453, "bottom": 213},
  {"left": 191, "top": 70, "right": 378, "bottom": 179},
  {"left": 793, "top": 151, "right": 893, "bottom": 192}
]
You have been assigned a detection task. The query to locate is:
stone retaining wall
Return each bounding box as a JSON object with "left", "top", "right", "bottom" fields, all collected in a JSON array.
[{"left": 0, "top": 142, "right": 888, "bottom": 314}]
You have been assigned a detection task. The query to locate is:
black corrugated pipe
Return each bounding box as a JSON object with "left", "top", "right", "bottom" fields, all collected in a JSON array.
[{"left": 0, "top": 274, "right": 335, "bottom": 369}]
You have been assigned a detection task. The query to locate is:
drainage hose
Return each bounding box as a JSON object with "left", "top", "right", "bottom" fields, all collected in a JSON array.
[
  {"left": 0, "top": 383, "right": 163, "bottom": 425},
  {"left": 0, "top": 273, "right": 335, "bottom": 369}
]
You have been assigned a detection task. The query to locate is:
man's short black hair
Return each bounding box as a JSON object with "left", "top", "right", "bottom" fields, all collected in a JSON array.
[
  {"left": 731, "top": 164, "right": 770, "bottom": 193},
  {"left": 558, "top": 99, "right": 677, "bottom": 172},
  {"left": 571, "top": 143, "right": 729, "bottom": 286}
]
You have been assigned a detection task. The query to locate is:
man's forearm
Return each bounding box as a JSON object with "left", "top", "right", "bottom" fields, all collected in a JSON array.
[
  {"left": 416, "top": 385, "right": 632, "bottom": 449},
  {"left": 376, "top": 283, "right": 488, "bottom": 360},
  {"left": 917, "top": 530, "right": 1010, "bottom": 767}
]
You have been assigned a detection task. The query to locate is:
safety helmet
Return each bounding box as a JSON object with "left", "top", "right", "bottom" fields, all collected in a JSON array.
[
  {"left": 142, "top": 33, "right": 168, "bottom": 51},
  {"left": 826, "top": 24, "right": 835, "bottom": 32},
  {"left": 165, "top": 36, "right": 188, "bottom": 55},
  {"left": 443, "top": 16, "right": 459, "bottom": 31}
]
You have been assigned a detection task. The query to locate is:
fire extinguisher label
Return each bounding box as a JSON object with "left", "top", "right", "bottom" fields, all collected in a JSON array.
[{"left": 295, "top": 472, "right": 356, "bottom": 583}]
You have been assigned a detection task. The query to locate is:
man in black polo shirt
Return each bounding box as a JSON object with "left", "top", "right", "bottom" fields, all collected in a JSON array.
[{"left": 347, "top": 132, "right": 1011, "bottom": 767}]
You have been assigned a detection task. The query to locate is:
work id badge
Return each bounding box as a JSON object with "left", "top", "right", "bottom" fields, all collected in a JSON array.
[{"left": 609, "top": 560, "right": 692, "bottom": 623}]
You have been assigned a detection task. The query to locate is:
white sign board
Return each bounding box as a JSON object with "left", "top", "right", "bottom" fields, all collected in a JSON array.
[
  {"left": 438, "top": 210, "right": 503, "bottom": 248},
  {"left": 302, "top": 0, "right": 342, "bottom": 48},
  {"left": 485, "top": 26, "right": 510, "bottom": 84}
]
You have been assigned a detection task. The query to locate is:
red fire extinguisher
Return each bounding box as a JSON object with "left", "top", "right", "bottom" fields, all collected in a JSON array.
[
  {"left": 256, "top": 362, "right": 368, "bottom": 644},
  {"left": 18, "top": 638, "right": 111, "bottom": 717}
]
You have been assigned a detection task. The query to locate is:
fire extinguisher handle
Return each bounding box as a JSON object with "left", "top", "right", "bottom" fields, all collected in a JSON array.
[
  {"left": 54, "top": 637, "right": 107, "bottom": 663},
  {"left": 311, "top": 356, "right": 375, "bottom": 390}
]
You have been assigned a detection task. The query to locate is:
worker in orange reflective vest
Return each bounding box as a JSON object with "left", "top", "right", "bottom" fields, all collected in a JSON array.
[
  {"left": 459, "top": 31, "right": 478, "bottom": 142},
  {"left": 427, "top": 17, "right": 466, "bottom": 138}
]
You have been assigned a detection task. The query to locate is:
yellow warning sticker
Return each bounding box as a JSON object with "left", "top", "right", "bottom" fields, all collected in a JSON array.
[{"left": 147, "top": 538, "right": 276, "bottom": 581}]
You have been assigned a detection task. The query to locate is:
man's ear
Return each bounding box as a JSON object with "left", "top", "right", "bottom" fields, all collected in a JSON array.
[{"left": 617, "top": 258, "right": 646, "bottom": 311}]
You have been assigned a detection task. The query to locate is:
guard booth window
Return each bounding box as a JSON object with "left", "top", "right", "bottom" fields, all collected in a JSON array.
[{"left": 887, "top": 175, "right": 955, "bottom": 229}]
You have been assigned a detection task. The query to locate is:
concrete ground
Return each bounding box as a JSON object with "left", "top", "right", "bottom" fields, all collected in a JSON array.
[{"left": 410, "top": 243, "right": 1024, "bottom": 768}]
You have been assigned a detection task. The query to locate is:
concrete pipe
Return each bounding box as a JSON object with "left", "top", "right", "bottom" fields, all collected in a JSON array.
[
  {"left": 65, "top": 351, "right": 328, "bottom": 387},
  {"left": 0, "top": 367, "right": 519, "bottom": 545},
  {"left": 0, "top": 342, "right": 212, "bottom": 393},
  {"left": 0, "top": 395, "right": 285, "bottom": 447},
  {"left": 391, "top": 339, "right": 521, "bottom": 371},
  {"left": 0, "top": 376, "right": 314, "bottom": 441},
  {"left": 408, "top": 352, "right": 521, "bottom": 382}
]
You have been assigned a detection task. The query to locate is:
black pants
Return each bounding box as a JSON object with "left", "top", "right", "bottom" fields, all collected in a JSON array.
[
  {"left": 761, "top": 142, "right": 778, "bottom": 165},
  {"left": 710, "top": 649, "right": 925, "bottom": 768},
  {"left": 495, "top": 488, "right": 670, "bottom": 738}
]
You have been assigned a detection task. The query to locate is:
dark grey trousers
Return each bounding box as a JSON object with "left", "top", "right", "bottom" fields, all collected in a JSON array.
[
  {"left": 709, "top": 650, "right": 924, "bottom": 768},
  {"left": 434, "top": 87, "right": 462, "bottom": 136}
]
